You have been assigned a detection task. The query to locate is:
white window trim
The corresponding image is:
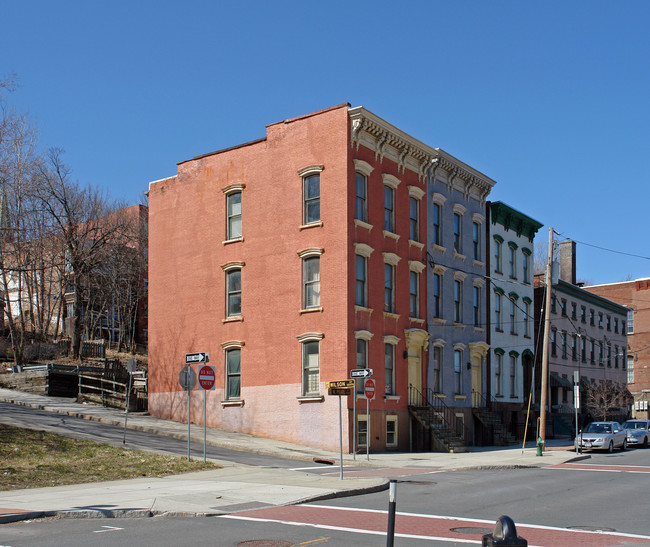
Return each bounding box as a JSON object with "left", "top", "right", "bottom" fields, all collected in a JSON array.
[
  {"left": 472, "top": 212, "right": 485, "bottom": 224},
  {"left": 453, "top": 203, "right": 467, "bottom": 215},
  {"left": 297, "top": 165, "right": 324, "bottom": 177},
  {"left": 383, "top": 334, "right": 400, "bottom": 345},
  {"left": 432, "top": 192, "right": 447, "bottom": 205},
  {"left": 407, "top": 185, "right": 425, "bottom": 200},
  {"left": 354, "top": 330, "right": 374, "bottom": 341},
  {"left": 353, "top": 159, "right": 374, "bottom": 177},
  {"left": 221, "top": 261, "right": 245, "bottom": 271},
  {"left": 386, "top": 415, "right": 398, "bottom": 448},
  {"left": 382, "top": 173, "right": 401, "bottom": 189},
  {"left": 383, "top": 252, "right": 401, "bottom": 266},
  {"left": 297, "top": 247, "right": 324, "bottom": 258},
  {"left": 408, "top": 260, "right": 425, "bottom": 274},
  {"left": 354, "top": 242, "right": 374, "bottom": 258}
]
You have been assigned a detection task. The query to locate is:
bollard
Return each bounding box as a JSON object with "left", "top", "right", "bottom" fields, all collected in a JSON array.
[
  {"left": 386, "top": 480, "right": 396, "bottom": 547},
  {"left": 482, "top": 515, "right": 527, "bottom": 546},
  {"left": 536, "top": 437, "right": 544, "bottom": 457}
]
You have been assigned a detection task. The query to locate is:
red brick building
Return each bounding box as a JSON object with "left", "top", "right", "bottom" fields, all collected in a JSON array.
[
  {"left": 148, "top": 104, "right": 437, "bottom": 452},
  {"left": 585, "top": 279, "right": 650, "bottom": 419}
]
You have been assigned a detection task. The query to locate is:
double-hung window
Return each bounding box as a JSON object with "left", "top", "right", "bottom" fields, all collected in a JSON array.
[
  {"left": 409, "top": 271, "right": 419, "bottom": 318},
  {"left": 356, "top": 255, "right": 367, "bottom": 307},
  {"left": 432, "top": 345, "right": 442, "bottom": 393},
  {"left": 409, "top": 197, "right": 419, "bottom": 241},
  {"left": 355, "top": 333, "right": 371, "bottom": 393},
  {"left": 453, "top": 213, "right": 462, "bottom": 253},
  {"left": 495, "top": 292, "right": 502, "bottom": 331},
  {"left": 385, "top": 342, "right": 395, "bottom": 395},
  {"left": 509, "top": 297, "right": 517, "bottom": 334},
  {"left": 494, "top": 239, "right": 502, "bottom": 272},
  {"left": 433, "top": 273, "right": 442, "bottom": 318},
  {"left": 495, "top": 352, "right": 503, "bottom": 396},
  {"left": 225, "top": 267, "right": 242, "bottom": 317},
  {"left": 433, "top": 203, "right": 441, "bottom": 246},
  {"left": 384, "top": 185, "right": 395, "bottom": 232},
  {"left": 472, "top": 222, "right": 480, "bottom": 260},
  {"left": 225, "top": 348, "right": 241, "bottom": 400},
  {"left": 302, "top": 256, "right": 320, "bottom": 309},
  {"left": 302, "top": 340, "right": 320, "bottom": 396},
  {"left": 522, "top": 251, "right": 530, "bottom": 283},
  {"left": 355, "top": 172, "right": 367, "bottom": 222},
  {"left": 509, "top": 354, "right": 517, "bottom": 396},
  {"left": 226, "top": 191, "right": 242, "bottom": 240},
  {"left": 453, "top": 280, "right": 462, "bottom": 323},
  {"left": 384, "top": 264, "right": 394, "bottom": 313},
  {"left": 473, "top": 286, "right": 481, "bottom": 327},
  {"left": 454, "top": 349, "right": 463, "bottom": 394},
  {"left": 508, "top": 244, "right": 516, "bottom": 278},
  {"left": 523, "top": 300, "right": 531, "bottom": 337},
  {"left": 303, "top": 174, "right": 320, "bottom": 224}
]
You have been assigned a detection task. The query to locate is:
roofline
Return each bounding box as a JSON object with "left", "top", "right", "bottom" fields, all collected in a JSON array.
[
  {"left": 179, "top": 137, "right": 267, "bottom": 165},
  {"left": 586, "top": 278, "right": 650, "bottom": 288},
  {"left": 555, "top": 278, "right": 631, "bottom": 314}
]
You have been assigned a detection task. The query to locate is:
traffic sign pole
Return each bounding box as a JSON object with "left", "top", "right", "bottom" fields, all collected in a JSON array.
[
  {"left": 353, "top": 386, "right": 356, "bottom": 461},
  {"left": 338, "top": 394, "right": 343, "bottom": 480},
  {"left": 187, "top": 376, "right": 191, "bottom": 462},
  {"left": 366, "top": 393, "right": 370, "bottom": 461}
]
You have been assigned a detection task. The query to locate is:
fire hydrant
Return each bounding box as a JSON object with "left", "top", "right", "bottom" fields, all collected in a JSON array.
[{"left": 536, "top": 437, "right": 544, "bottom": 457}]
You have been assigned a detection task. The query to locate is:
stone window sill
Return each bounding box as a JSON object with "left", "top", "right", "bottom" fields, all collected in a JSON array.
[
  {"left": 354, "top": 219, "right": 373, "bottom": 231},
  {"left": 222, "top": 237, "right": 244, "bottom": 246},
  {"left": 297, "top": 395, "right": 324, "bottom": 403},
  {"left": 223, "top": 316, "right": 244, "bottom": 324},
  {"left": 300, "top": 307, "right": 323, "bottom": 314},
  {"left": 299, "top": 221, "right": 323, "bottom": 231},
  {"left": 221, "top": 400, "right": 244, "bottom": 407}
]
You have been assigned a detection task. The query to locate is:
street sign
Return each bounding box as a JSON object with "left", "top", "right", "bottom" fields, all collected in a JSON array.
[
  {"left": 351, "top": 368, "right": 373, "bottom": 379},
  {"left": 179, "top": 366, "right": 197, "bottom": 390},
  {"left": 364, "top": 378, "right": 376, "bottom": 400},
  {"left": 327, "top": 379, "right": 355, "bottom": 389},
  {"left": 185, "top": 352, "right": 209, "bottom": 364},
  {"left": 328, "top": 387, "right": 351, "bottom": 396},
  {"left": 198, "top": 365, "right": 216, "bottom": 391}
]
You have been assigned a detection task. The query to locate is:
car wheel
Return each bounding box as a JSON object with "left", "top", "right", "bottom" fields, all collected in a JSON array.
[
  {"left": 643, "top": 437, "right": 648, "bottom": 449},
  {"left": 621, "top": 438, "right": 627, "bottom": 451},
  {"left": 608, "top": 441, "right": 614, "bottom": 453}
]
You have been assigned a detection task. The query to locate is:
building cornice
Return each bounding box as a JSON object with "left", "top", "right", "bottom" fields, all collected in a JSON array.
[{"left": 489, "top": 201, "right": 543, "bottom": 242}]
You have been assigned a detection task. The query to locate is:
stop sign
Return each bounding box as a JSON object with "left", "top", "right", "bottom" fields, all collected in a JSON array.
[
  {"left": 364, "top": 378, "right": 375, "bottom": 400},
  {"left": 198, "top": 365, "right": 216, "bottom": 391}
]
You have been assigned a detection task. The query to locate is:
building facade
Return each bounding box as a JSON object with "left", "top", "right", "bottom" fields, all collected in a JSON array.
[
  {"left": 584, "top": 278, "right": 650, "bottom": 419},
  {"left": 148, "top": 104, "right": 501, "bottom": 452},
  {"left": 486, "top": 202, "right": 542, "bottom": 437}
]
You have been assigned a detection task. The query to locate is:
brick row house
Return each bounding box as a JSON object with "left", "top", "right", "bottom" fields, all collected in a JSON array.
[
  {"left": 584, "top": 278, "right": 649, "bottom": 419},
  {"left": 148, "top": 104, "right": 555, "bottom": 452}
]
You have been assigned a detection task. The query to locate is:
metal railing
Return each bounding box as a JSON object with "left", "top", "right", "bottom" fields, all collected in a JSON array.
[{"left": 408, "top": 385, "right": 470, "bottom": 441}]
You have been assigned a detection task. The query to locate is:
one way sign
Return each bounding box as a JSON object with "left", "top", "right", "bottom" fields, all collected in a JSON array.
[
  {"left": 350, "top": 368, "right": 373, "bottom": 379},
  {"left": 185, "top": 352, "right": 209, "bottom": 364}
]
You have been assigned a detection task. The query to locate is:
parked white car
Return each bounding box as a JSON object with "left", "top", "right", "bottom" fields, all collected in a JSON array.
[
  {"left": 623, "top": 420, "right": 650, "bottom": 448},
  {"left": 575, "top": 421, "right": 627, "bottom": 453}
]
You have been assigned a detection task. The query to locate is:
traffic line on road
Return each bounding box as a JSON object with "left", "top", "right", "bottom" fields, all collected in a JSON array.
[
  {"left": 549, "top": 463, "right": 650, "bottom": 473},
  {"left": 222, "top": 504, "right": 650, "bottom": 546},
  {"left": 93, "top": 525, "right": 123, "bottom": 533}
]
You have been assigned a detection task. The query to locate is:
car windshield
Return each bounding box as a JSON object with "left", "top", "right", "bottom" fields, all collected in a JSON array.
[
  {"left": 623, "top": 421, "right": 647, "bottom": 430},
  {"left": 585, "top": 423, "right": 611, "bottom": 434}
]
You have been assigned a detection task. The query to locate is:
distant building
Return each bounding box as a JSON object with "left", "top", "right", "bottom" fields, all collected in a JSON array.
[
  {"left": 534, "top": 241, "right": 628, "bottom": 435},
  {"left": 584, "top": 278, "right": 650, "bottom": 419}
]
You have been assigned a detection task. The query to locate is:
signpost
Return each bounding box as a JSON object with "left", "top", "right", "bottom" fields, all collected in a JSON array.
[
  {"left": 364, "top": 378, "right": 376, "bottom": 400},
  {"left": 198, "top": 364, "right": 216, "bottom": 463},
  {"left": 123, "top": 359, "right": 137, "bottom": 445},
  {"left": 574, "top": 370, "right": 580, "bottom": 454},
  {"left": 351, "top": 369, "right": 372, "bottom": 461},
  {"left": 327, "top": 380, "right": 353, "bottom": 479},
  {"left": 179, "top": 365, "right": 197, "bottom": 461},
  {"left": 364, "top": 378, "right": 376, "bottom": 461}
]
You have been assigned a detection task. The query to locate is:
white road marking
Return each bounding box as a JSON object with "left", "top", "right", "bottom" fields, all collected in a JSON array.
[{"left": 93, "top": 525, "right": 123, "bottom": 533}]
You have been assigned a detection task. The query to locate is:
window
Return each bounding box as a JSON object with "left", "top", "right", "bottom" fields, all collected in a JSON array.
[
  {"left": 614, "top": 318, "right": 619, "bottom": 333},
  {"left": 551, "top": 295, "right": 556, "bottom": 313},
  {"left": 494, "top": 240, "right": 502, "bottom": 272},
  {"left": 302, "top": 256, "right": 320, "bottom": 309},
  {"left": 385, "top": 343, "right": 395, "bottom": 395},
  {"left": 433, "top": 345, "right": 442, "bottom": 393},
  {"left": 355, "top": 172, "right": 367, "bottom": 222},
  {"left": 357, "top": 416, "right": 368, "bottom": 447},
  {"left": 606, "top": 315, "right": 611, "bottom": 331},
  {"left": 495, "top": 292, "right": 502, "bottom": 331},
  {"left": 355, "top": 332, "right": 372, "bottom": 394},
  {"left": 302, "top": 340, "right": 320, "bottom": 396},
  {"left": 581, "top": 306, "right": 586, "bottom": 323},
  {"left": 453, "top": 280, "right": 462, "bottom": 323},
  {"left": 509, "top": 298, "right": 517, "bottom": 334},
  {"left": 226, "top": 191, "right": 242, "bottom": 240},
  {"left": 523, "top": 300, "right": 531, "bottom": 337},
  {"left": 571, "top": 302, "right": 577, "bottom": 320},
  {"left": 508, "top": 245, "right": 516, "bottom": 278},
  {"left": 433, "top": 273, "right": 442, "bottom": 318},
  {"left": 627, "top": 356, "right": 634, "bottom": 383},
  {"left": 495, "top": 352, "right": 503, "bottom": 396},
  {"left": 627, "top": 310, "right": 634, "bottom": 333},
  {"left": 561, "top": 331, "right": 567, "bottom": 358},
  {"left": 303, "top": 173, "right": 320, "bottom": 224},
  {"left": 409, "top": 271, "right": 419, "bottom": 318},
  {"left": 384, "top": 185, "right": 394, "bottom": 232},
  {"left": 473, "top": 286, "right": 481, "bottom": 327},
  {"left": 454, "top": 349, "right": 462, "bottom": 394},
  {"left": 589, "top": 309, "right": 594, "bottom": 326},
  {"left": 581, "top": 336, "right": 587, "bottom": 362},
  {"left": 433, "top": 203, "right": 441, "bottom": 246},
  {"left": 522, "top": 251, "right": 530, "bottom": 283},
  {"left": 356, "top": 255, "right": 367, "bottom": 307},
  {"left": 472, "top": 222, "right": 480, "bottom": 260},
  {"left": 409, "top": 197, "right": 419, "bottom": 241},
  {"left": 551, "top": 330, "right": 557, "bottom": 356},
  {"left": 226, "top": 348, "right": 241, "bottom": 400},
  {"left": 599, "top": 341, "right": 604, "bottom": 365},
  {"left": 509, "top": 354, "right": 517, "bottom": 396},
  {"left": 560, "top": 299, "right": 567, "bottom": 316},
  {"left": 386, "top": 416, "right": 398, "bottom": 448},
  {"left": 226, "top": 268, "right": 241, "bottom": 317},
  {"left": 590, "top": 339, "right": 595, "bottom": 363},
  {"left": 598, "top": 312, "right": 603, "bottom": 328},
  {"left": 614, "top": 345, "right": 619, "bottom": 368},
  {"left": 607, "top": 344, "right": 612, "bottom": 367},
  {"left": 384, "top": 264, "right": 394, "bottom": 313},
  {"left": 453, "top": 213, "right": 462, "bottom": 253},
  {"left": 571, "top": 334, "right": 577, "bottom": 360}
]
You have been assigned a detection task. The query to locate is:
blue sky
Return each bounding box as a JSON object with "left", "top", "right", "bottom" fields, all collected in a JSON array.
[{"left": 3, "top": 1, "right": 649, "bottom": 284}]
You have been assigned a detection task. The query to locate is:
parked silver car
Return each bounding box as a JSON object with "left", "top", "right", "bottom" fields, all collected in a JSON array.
[
  {"left": 622, "top": 419, "right": 650, "bottom": 448},
  {"left": 575, "top": 421, "right": 627, "bottom": 452}
]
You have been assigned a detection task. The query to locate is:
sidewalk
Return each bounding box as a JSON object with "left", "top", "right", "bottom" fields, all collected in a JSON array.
[{"left": 0, "top": 388, "right": 580, "bottom": 524}]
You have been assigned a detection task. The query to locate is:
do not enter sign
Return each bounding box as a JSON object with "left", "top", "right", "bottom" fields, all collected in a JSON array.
[
  {"left": 364, "top": 378, "right": 376, "bottom": 400},
  {"left": 198, "top": 365, "right": 216, "bottom": 391}
]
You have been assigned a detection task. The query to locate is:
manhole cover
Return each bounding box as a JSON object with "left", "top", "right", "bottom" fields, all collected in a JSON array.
[
  {"left": 568, "top": 525, "right": 616, "bottom": 532},
  {"left": 236, "top": 541, "right": 294, "bottom": 547},
  {"left": 450, "top": 527, "right": 494, "bottom": 535}
]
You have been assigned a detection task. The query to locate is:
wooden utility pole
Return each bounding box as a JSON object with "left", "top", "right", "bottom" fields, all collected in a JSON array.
[{"left": 539, "top": 226, "right": 553, "bottom": 449}]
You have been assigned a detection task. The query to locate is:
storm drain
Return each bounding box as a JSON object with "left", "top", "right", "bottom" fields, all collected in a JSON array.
[
  {"left": 568, "top": 525, "right": 616, "bottom": 532},
  {"left": 236, "top": 541, "right": 294, "bottom": 547},
  {"left": 450, "top": 526, "right": 494, "bottom": 535}
]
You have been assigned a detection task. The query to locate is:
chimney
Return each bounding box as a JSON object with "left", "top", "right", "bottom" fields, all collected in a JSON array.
[{"left": 559, "top": 240, "right": 576, "bottom": 285}]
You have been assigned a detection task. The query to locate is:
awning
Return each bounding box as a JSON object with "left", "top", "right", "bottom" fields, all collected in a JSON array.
[{"left": 550, "top": 373, "right": 573, "bottom": 389}]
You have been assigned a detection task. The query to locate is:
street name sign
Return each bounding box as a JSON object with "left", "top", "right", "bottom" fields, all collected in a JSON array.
[
  {"left": 185, "top": 352, "right": 209, "bottom": 364},
  {"left": 179, "top": 366, "right": 197, "bottom": 390},
  {"left": 351, "top": 368, "right": 373, "bottom": 379},
  {"left": 198, "top": 365, "right": 216, "bottom": 390},
  {"left": 364, "top": 378, "right": 376, "bottom": 400},
  {"left": 328, "top": 387, "right": 352, "bottom": 396},
  {"left": 327, "top": 380, "right": 355, "bottom": 389}
]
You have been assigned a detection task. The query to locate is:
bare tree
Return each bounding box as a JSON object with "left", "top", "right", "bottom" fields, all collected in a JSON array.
[{"left": 583, "top": 381, "right": 631, "bottom": 421}]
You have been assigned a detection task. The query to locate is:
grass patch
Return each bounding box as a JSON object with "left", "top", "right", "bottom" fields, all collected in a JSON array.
[{"left": 0, "top": 424, "right": 220, "bottom": 490}]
